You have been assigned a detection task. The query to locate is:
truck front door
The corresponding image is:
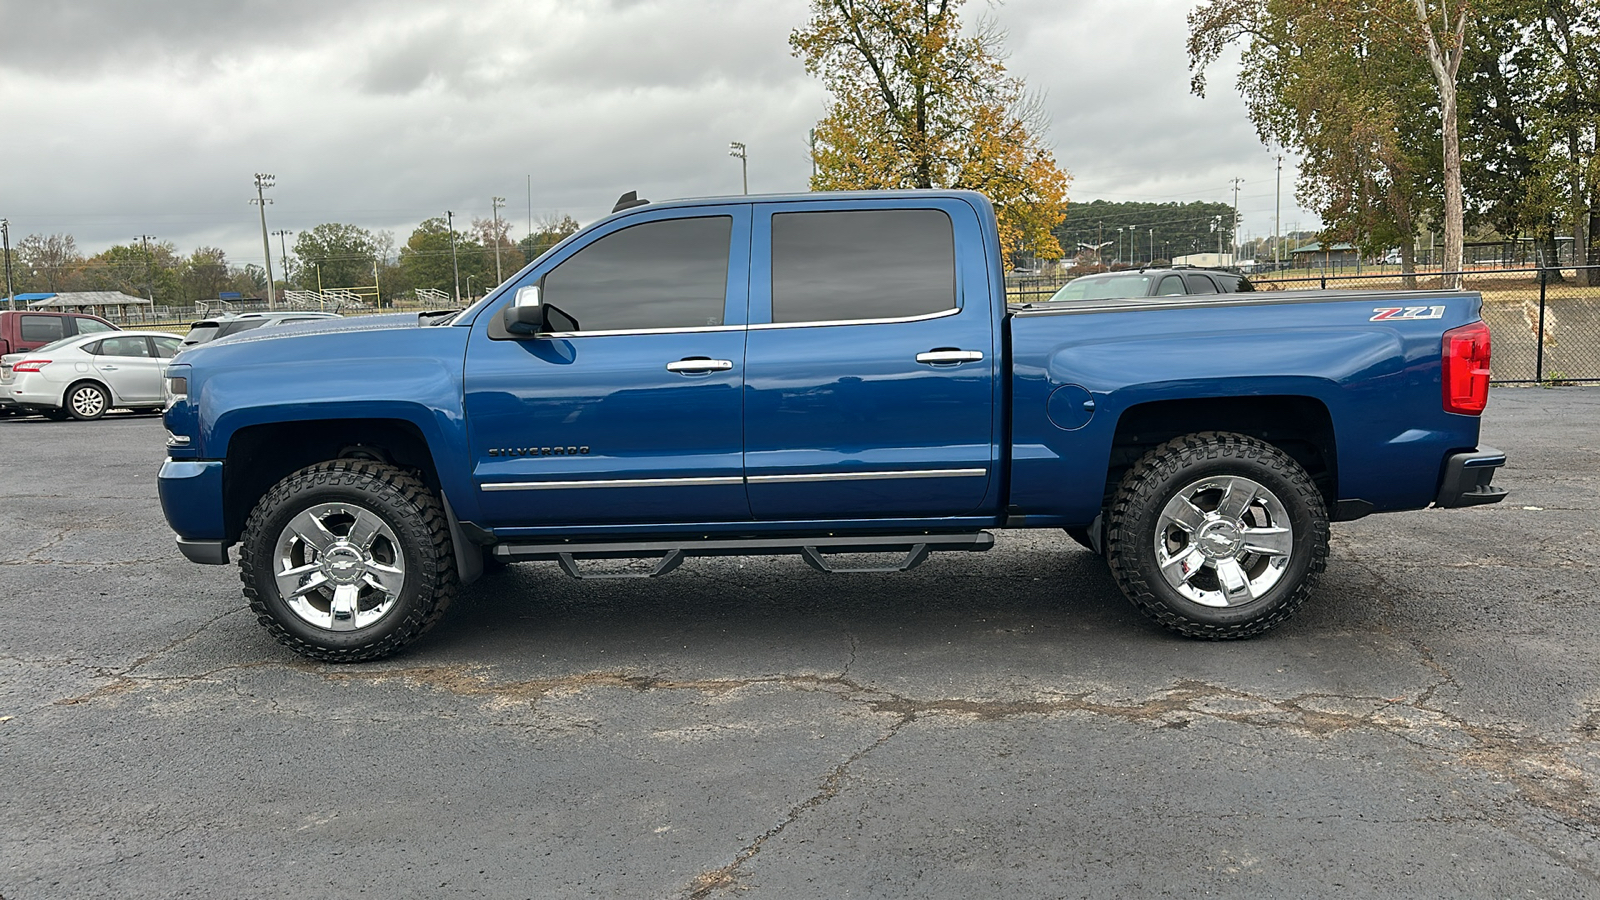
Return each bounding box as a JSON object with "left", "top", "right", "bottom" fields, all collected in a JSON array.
[
  {"left": 743, "top": 199, "right": 999, "bottom": 520},
  {"left": 464, "top": 206, "right": 751, "bottom": 528}
]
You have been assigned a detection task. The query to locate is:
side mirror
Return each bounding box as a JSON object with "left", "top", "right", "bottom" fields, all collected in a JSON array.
[{"left": 502, "top": 284, "right": 545, "bottom": 335}]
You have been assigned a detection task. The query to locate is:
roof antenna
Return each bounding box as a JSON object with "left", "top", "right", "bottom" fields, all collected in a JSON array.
[{"left": 612, "top": 191, "right": 649, "bottom": 213}]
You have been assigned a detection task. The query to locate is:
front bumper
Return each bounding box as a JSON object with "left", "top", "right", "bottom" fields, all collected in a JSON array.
[
  {"left": 158, "top": 459, "right": 232, "bottom": 563},
  {"left": 1435, "top": 446, "right": 1509, "bottom": 508}
]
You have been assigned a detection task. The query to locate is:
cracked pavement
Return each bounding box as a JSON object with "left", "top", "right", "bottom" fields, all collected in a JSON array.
[{"left": 2, "top": 388, "right": 1598, "bottom": 899}]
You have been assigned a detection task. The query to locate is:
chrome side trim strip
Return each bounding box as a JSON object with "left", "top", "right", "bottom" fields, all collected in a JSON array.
[
  {"left": 482, "top": 476, "right": 746, "bottom": 492},
  {"left": 747, "top": 468, "right": 988, "bottom": 484},
  {"left": 747, "top": 306, "right": 960, "bottom": 331},
  {"left": 536, "top": 324, "right": 748, "bottom": 339}
]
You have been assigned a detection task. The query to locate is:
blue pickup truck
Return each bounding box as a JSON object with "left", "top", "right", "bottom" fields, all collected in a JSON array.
[{"left": 158, "top": 190, "right": 1506, "bottom": 661}]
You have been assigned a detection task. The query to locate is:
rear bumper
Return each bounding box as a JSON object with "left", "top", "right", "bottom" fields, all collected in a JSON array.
[{"left": 1434, "top": 446, "right": 1509, "bottom": 508}]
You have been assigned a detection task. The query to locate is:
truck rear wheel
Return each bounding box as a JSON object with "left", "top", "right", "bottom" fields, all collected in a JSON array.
[
  {"left": 239, "top": 460, "right": 458, "bottom": 662},
  {"left": 1105, "top": 432, "right": 1327, "bottom": 639}
]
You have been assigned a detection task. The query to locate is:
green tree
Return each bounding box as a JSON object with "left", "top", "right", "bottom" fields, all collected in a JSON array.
[
  {"left": 517, "top": 213, "right": 580, "bottom": 264},
  {"left": 790, "top": 0, "right": 1071, "bottom": 266},
  {"left": 78, "top": 241, "right": 181, "bottom": 301},
  {"left": 1189, "top": 0, "right": 1473, "bottom": 283},
  {"left": 399, "top": 217, "right": 485, "bottom": 300},
  {"left": 292, "top": 223, "right": 379, "bottom": 290}
]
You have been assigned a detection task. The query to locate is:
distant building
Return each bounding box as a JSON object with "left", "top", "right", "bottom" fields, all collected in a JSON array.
[
  {"left": 1290, "top": 242, "right": 1359, "bottom": 268},
  {"left": 27, "top": 291, "right": 153, "bottom": 321}
]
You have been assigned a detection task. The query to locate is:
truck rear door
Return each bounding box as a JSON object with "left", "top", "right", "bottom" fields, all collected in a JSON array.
[{"left": 743, "top": 198, "right": 998, "bottom": 520}]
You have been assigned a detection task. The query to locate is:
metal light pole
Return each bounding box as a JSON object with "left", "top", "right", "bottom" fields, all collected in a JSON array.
[
  {"left": 252, "top": 174, "right": 277, "bottom": 308},
  {"left": 446, "top": 210, "right": 461, "bottom": 304},
  {"left": 1150, "top": 228, "right": 1155, "bottom": 264},
  {"left": 1229, "top": 177, "right": 1244, "bottom": 264},
  {"left": 135, "top": 234, "right": 157, "bottom": 303},
  {"left": 271, "top": 229, "right": 293, "bottom": 285},
  {"left": 491, "top": 196, "right": 506, "bottom": 284},
  {"left": 2, "top": 218, "right": 14, "bottom": 310},
  {"left": 1274, "top": 155, "right": 1283, "bottom": 269},
  {"left": 729, "top": 141, "right": 748, "bottom": 194},
  {"left": 808, "top": 129, "right": 817, "bottom": 181}
]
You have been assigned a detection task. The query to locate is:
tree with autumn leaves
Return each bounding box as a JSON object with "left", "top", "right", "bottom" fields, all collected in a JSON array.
[{"left": 791, "top": 0, "right": 1071, "bottom": 267}]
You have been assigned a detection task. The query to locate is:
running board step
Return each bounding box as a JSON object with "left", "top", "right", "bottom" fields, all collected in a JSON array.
[{"left": 492, "top": 532, "right": 994, "bottom": 580}]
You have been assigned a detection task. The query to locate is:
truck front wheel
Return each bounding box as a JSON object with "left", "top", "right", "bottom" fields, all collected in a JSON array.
[
  {"left": 239, "top": 460, "right": 458, "bottom": 662},
  {"left": 1105, "top": 432, "right": 1328, "bottom": 639}
]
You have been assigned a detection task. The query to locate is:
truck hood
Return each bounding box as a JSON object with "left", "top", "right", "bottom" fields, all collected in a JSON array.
[{"left": 176, "top": 311, "right": 452, "bottom": 362}]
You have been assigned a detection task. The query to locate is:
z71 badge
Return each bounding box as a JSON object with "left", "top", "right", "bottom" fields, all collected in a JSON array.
[{"left": 1370, "top": 305, "right": 1445, "bottom": 321}]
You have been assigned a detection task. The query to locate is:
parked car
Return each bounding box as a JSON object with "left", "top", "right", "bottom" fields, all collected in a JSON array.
[
  {"left": 159, "top": 189, "right": 1503, "bottom": 661},
  {"left": 3, "top": 330, "right": 183, "bottom": 420},
  {"left": 180, "top": 312, "right": 341, "bottom": 348},
  {"left": 1046, "top": 268, "right": 1254, "bottom": 302},
  {"left": 0, "top": 309, "right": 119, "bottom": 358}
]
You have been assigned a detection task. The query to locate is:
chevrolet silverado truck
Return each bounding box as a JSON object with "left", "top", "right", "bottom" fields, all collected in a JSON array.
[{"left": 157, "top": 190, "right": 1507, "bottom": 661}]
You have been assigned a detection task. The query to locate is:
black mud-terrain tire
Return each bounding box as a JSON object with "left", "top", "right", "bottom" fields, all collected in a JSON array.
[
  {"left": 1104, "top": 432, "right": 1328, "bottom": 640},
  {"left": 239, "top": 460, "right": 459, "bottom": 662},
  {"left": 64, "top": 382, "right": 110, "bottom": 420}
]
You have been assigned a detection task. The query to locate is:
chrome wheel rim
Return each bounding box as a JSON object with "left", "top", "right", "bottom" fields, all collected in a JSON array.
[
  {"left": 71, "top": 387, "right": 105, "bottom": 418},
  {"left": 1154, "top": 475, "right": 1293, "bottom": 608},
  {"left": 273, "top": 502, "right": 406, "bottom": 631}
]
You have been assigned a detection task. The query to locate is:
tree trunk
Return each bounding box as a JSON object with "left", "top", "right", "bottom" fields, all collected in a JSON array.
[
  {"left": 1585, "top": 178, "right": 1600, "bottom": 286},
  {"left": 1439, "top": 77, "right": 1465, "bottom": 287}
]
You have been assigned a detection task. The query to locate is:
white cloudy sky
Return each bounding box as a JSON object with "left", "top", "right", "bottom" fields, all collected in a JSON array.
[{"left": 0, "top": 0, "right": 1315, "bottom": 267}]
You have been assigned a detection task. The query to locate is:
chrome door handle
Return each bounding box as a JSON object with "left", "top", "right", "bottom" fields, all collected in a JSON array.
[
  {"left": 665, "top": 358, "right": 734, "bottom": 374},
  {"left": 100, "top": 365, "right": 119, "bottom": 370},
  {"left": 915, "top": 350, "right": 984, "bottom": 365}
]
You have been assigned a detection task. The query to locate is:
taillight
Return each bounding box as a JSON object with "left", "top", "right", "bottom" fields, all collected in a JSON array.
[
  {"left": 1442, "top": 321, "right": 1491, "bottom": 415},
  {"left": 11, "top": 359, "right": 49, "bottom": 373}
]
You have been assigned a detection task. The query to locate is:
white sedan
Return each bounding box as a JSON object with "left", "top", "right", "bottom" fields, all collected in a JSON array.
[{"left": 1, "top": 330, "right": 183, "bottom": 420}]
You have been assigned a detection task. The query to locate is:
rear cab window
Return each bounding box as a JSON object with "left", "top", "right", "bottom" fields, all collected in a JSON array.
[
  {"left": 19, "top": 315, "right": 65, "bottom": 343},
  {"left": 768, "top": 208, "right": 956, "bottom": 324}
]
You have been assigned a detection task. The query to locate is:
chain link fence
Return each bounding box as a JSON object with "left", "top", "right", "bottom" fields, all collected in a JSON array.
[
  {"left": 1008, "top": 265, "right": 1600, "bottom": 384},
  {"left": 1255, "top": 266, "right": 1600, "bottom": 384}
]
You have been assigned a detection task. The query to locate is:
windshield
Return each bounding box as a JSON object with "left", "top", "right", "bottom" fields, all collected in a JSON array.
[
  {"left": 1047, "top": 274, "right": 1154, "bottom": 302},
  {"left": 182, "top": 323, "right": 222, "bottom": 346}
]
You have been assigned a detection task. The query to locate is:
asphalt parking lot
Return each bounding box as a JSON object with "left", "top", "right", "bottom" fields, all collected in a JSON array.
[{"left": 2, "top": 388, "right": 1598, "bottom": 899}]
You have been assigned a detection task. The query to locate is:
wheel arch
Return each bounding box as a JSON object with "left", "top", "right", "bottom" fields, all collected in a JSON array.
[
  {"left": 221, "top": 418, "right": 443, "bottom": 544},
  {"left": 1104, "top": 395, "right": 1338, "bottom": 514}
]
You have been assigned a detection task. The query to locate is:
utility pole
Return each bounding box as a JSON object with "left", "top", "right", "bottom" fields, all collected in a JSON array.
[
  {"left": 271, "top": 230, "right": 293, "bottom": 285},
  {"left": 251, "top": 173, "right": 277, "bottom": 309},
  {"left": 446, "top": 210, "right": 461, "bottom": 304},
  {"left": 1274, "top": 155, "right": 1283, "bottom": 269},
  {"left": 135, "top": 234, "right": 157, "bottom": 303},
  {"left": 491, "top": 196, "right": 506, "bottom": 284},
  {"left": 1229, "top": 177, "right": 1245, "bottom": 263},
  {"left": 1150, "top": 228, "right": 1155, "bottom": 264},
  {"left": 729, "top": 141, "right": 748, "bottom": 194},
  {"left": 2, "top": 218, "right": 14, "bottom": 310}
]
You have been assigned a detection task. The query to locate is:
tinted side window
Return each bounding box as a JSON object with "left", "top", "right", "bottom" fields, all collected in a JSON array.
[
  {"left": 224, "top": 319, "right": 269, "bottom": 336},
  {"left": 771, "top": 209, "right": 955, "bottom": 324},
  {"left": 1184, "top": 274, "right": 1219, "bottom": 294},
  {"left": 153, "top": 336, "right": 183, "bottom": 358},
  {"left": 20, "top": 315, "right": 64, "bottom": 343},
  {"left": 541, "top": 216, "right": 732, "bottom": 332},
  {"left": 1156, "top": 275, "right": 1187, "bottom": 296},
  {"left": 74, "top": 317, "right": 117, "bottom": 335}
]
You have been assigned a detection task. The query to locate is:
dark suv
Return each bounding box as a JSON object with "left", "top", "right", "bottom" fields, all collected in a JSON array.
[
  {"left": 1044, "top": 268, "right": 1253, "bottom": 303},
  {"left": 180, "top": 311, "right": 341, "bottom": 348}
]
